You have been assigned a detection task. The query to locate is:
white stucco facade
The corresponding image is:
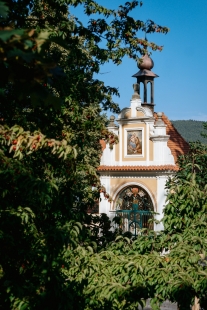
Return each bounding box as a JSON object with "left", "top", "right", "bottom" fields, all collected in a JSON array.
[
  {"left": 98, "top": 100, "right": 177, "bottom": 232},
  {"left": 98, "top": 55, "right": 181, "bottom": 233}
]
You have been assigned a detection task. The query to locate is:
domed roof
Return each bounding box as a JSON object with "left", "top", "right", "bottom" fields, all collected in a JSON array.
[{"left": 138, "top": 54, "right": 154, "bottom": 70}]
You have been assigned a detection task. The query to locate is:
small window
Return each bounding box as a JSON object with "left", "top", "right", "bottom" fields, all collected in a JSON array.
[{"left": 115, "top": 186, "right": 153, "bottom": 235}]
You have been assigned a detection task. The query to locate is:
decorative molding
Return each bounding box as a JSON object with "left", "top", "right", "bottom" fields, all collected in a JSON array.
[
  {"left": 149, "top": 123, "right": 155, "bottom": 136},
  {"left": 156, "top": 175, "right": 169, "bottom": 179},
  {"left": 100, "top": 161, "right": 150, "bottom": 165},
  {"left": 100, "top": 175, "right": 161, "bottom": 179},
  {"left": 100, "top": 175, "right": 111, "bottom": 179},
  {"left": 130, "top": 98, "right": 142, "bottom": 117},
  {"left": 124, "top": 127, "right": 144, "bottom": 158},
  {"left": 117, "top": 117, "right": 153, "bottom": 124},
  {"left": 150, "top": 135, "right": 170, "bottom": 142},
  {"left": 136, "top": 106, "right": 153, "bottom": 117},
  {"left": 146, "top": 122, "right": 149, "bottom": 163},
  {"left": 119, "top": 123, "right": 123, "bottom": 165},
  {"left": 99, "top": 172, "right": 174, "bottom": 178},
  {"left": 118, "top": 108, "right": 131, "bottom": 119}
]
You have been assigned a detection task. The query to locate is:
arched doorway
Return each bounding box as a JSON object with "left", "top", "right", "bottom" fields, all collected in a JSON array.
[{"left": 115, "top": 185, "right": 154, "bottom": 236}]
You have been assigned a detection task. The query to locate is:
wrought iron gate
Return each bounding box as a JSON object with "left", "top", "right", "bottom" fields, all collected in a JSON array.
[{"left": 116, "top": 209, "right": 153, "bottom": 236}]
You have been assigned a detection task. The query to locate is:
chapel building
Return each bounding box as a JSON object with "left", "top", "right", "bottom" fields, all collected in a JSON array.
[{"left": 98, "top": 54, "right": 189, "bottom": 234}]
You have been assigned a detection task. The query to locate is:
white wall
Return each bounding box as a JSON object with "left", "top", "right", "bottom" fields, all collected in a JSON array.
[{"left": 154, "top": 175, "right": 168, "bottom": 231}]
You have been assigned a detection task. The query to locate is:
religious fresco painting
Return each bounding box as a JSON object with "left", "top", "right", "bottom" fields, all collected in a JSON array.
[
  {"left": 115, "top": 186, "right": 153, "bottom": 211},
  {"left": 127, "top": 130, "right": 142, "bottom": 155}
]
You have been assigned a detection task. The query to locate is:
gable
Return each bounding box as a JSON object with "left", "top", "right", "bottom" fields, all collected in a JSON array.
[
  {"left": 154, "top": 113, "right": 189, "bottom": 163},
  {"left": 136, "top": 110, "right": 145, "bottom": 117}
]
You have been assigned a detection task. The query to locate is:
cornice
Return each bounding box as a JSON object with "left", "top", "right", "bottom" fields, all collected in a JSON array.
[
  {"left": 98, "top": 165, "right": 178, "bottom": 172},
  {"left": 100, "top": 171, "right": 175, "bottom": 178},
  {"left": 150, "top": 135, "right": 170, "bottom": 142},
  {"left": 117, "top": 117, "right": 154, "bottom": 124},
  {"left": 100, "top": 175, "right": 157, "bottom": 179}
]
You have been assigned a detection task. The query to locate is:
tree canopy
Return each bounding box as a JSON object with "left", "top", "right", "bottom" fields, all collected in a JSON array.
[
  {"left": 171, "top": 120, "right": 207, "bottom": 144},
  {"left": 0, "top": 0, "right": 171, "bottom": 309},
  {"left": 65, "top": 142, "right": 207, "bottom": 310},
  {"left": 3, "top": 1, "right": 207, "bottom": 310}
]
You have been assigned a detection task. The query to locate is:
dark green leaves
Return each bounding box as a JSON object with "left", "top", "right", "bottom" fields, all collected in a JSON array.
[{"left": 0, "top": 1, "right": 9, "bottom": 19}]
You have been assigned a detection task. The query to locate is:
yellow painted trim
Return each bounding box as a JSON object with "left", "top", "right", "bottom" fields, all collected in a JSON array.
[{"left": 110, "top": 178, "right": 157, "bottom": 211}]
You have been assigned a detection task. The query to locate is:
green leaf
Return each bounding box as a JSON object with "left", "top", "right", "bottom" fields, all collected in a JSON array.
[
  {"left": 0, "top": 29, "right": 25, "bottom": 41},
  {"left": 0, "top": 1, "right": 9, "bottom": 18}
]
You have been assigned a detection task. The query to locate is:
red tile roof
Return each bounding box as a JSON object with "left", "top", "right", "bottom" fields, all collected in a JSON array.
[
  {"left": 156, "top": 113, "right": 189, "bottom": 163},
  {"left": 100, "top": 139, "right": 106, "bottom": 151},
  {"left": 98, "top": 165, "right": 179, "bottom": 172}
]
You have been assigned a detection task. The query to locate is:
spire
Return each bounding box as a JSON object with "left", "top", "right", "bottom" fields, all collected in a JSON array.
[{"left": 132, "top": 54, "right": 159, "bottom": 112}]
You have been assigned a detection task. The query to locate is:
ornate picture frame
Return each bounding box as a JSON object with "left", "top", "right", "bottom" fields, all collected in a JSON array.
[{"left": 125, "top": 129, "right": 143, "bottom": 157}]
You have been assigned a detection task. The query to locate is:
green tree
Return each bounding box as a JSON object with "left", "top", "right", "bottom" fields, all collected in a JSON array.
[
  {"left": 0, "top": 0, "right": 169, "bottom": 309},
  {"left": 64, "top": 142, "right": 207, "bottom": 310},
  {"left": 171, "top": 120, "right": 207, "bottom": 144}
]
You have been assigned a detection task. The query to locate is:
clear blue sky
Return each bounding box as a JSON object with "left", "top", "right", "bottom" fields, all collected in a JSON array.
[{"left": 70, "top": 0, "right": 207, "bottom": 120}]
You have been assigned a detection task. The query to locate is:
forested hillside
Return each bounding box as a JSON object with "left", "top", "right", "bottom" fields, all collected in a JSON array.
[{"left": 171, "top": 120, "right": 207, "bottom": 143}]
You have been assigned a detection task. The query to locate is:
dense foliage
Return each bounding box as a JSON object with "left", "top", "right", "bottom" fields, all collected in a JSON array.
[
  {"left": 1, "top": 1, "right": 207, "bottom": 309},
  {"left": 2, "top": 1, "right": 207, "bottom": 309},
  {"left": 64, "top": 142, "right": 207, "bottom": 310},
  {"left": 0, "top": 1, "right": 170, "bottom": 309},
  {"left": 171, "top": 120, "right": 207, "bottom": 144}
]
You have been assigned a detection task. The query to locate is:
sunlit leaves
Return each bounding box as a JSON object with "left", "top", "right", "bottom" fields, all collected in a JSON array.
[{"left": 0, "top": 124, "right": 77, "bottom": 160}]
